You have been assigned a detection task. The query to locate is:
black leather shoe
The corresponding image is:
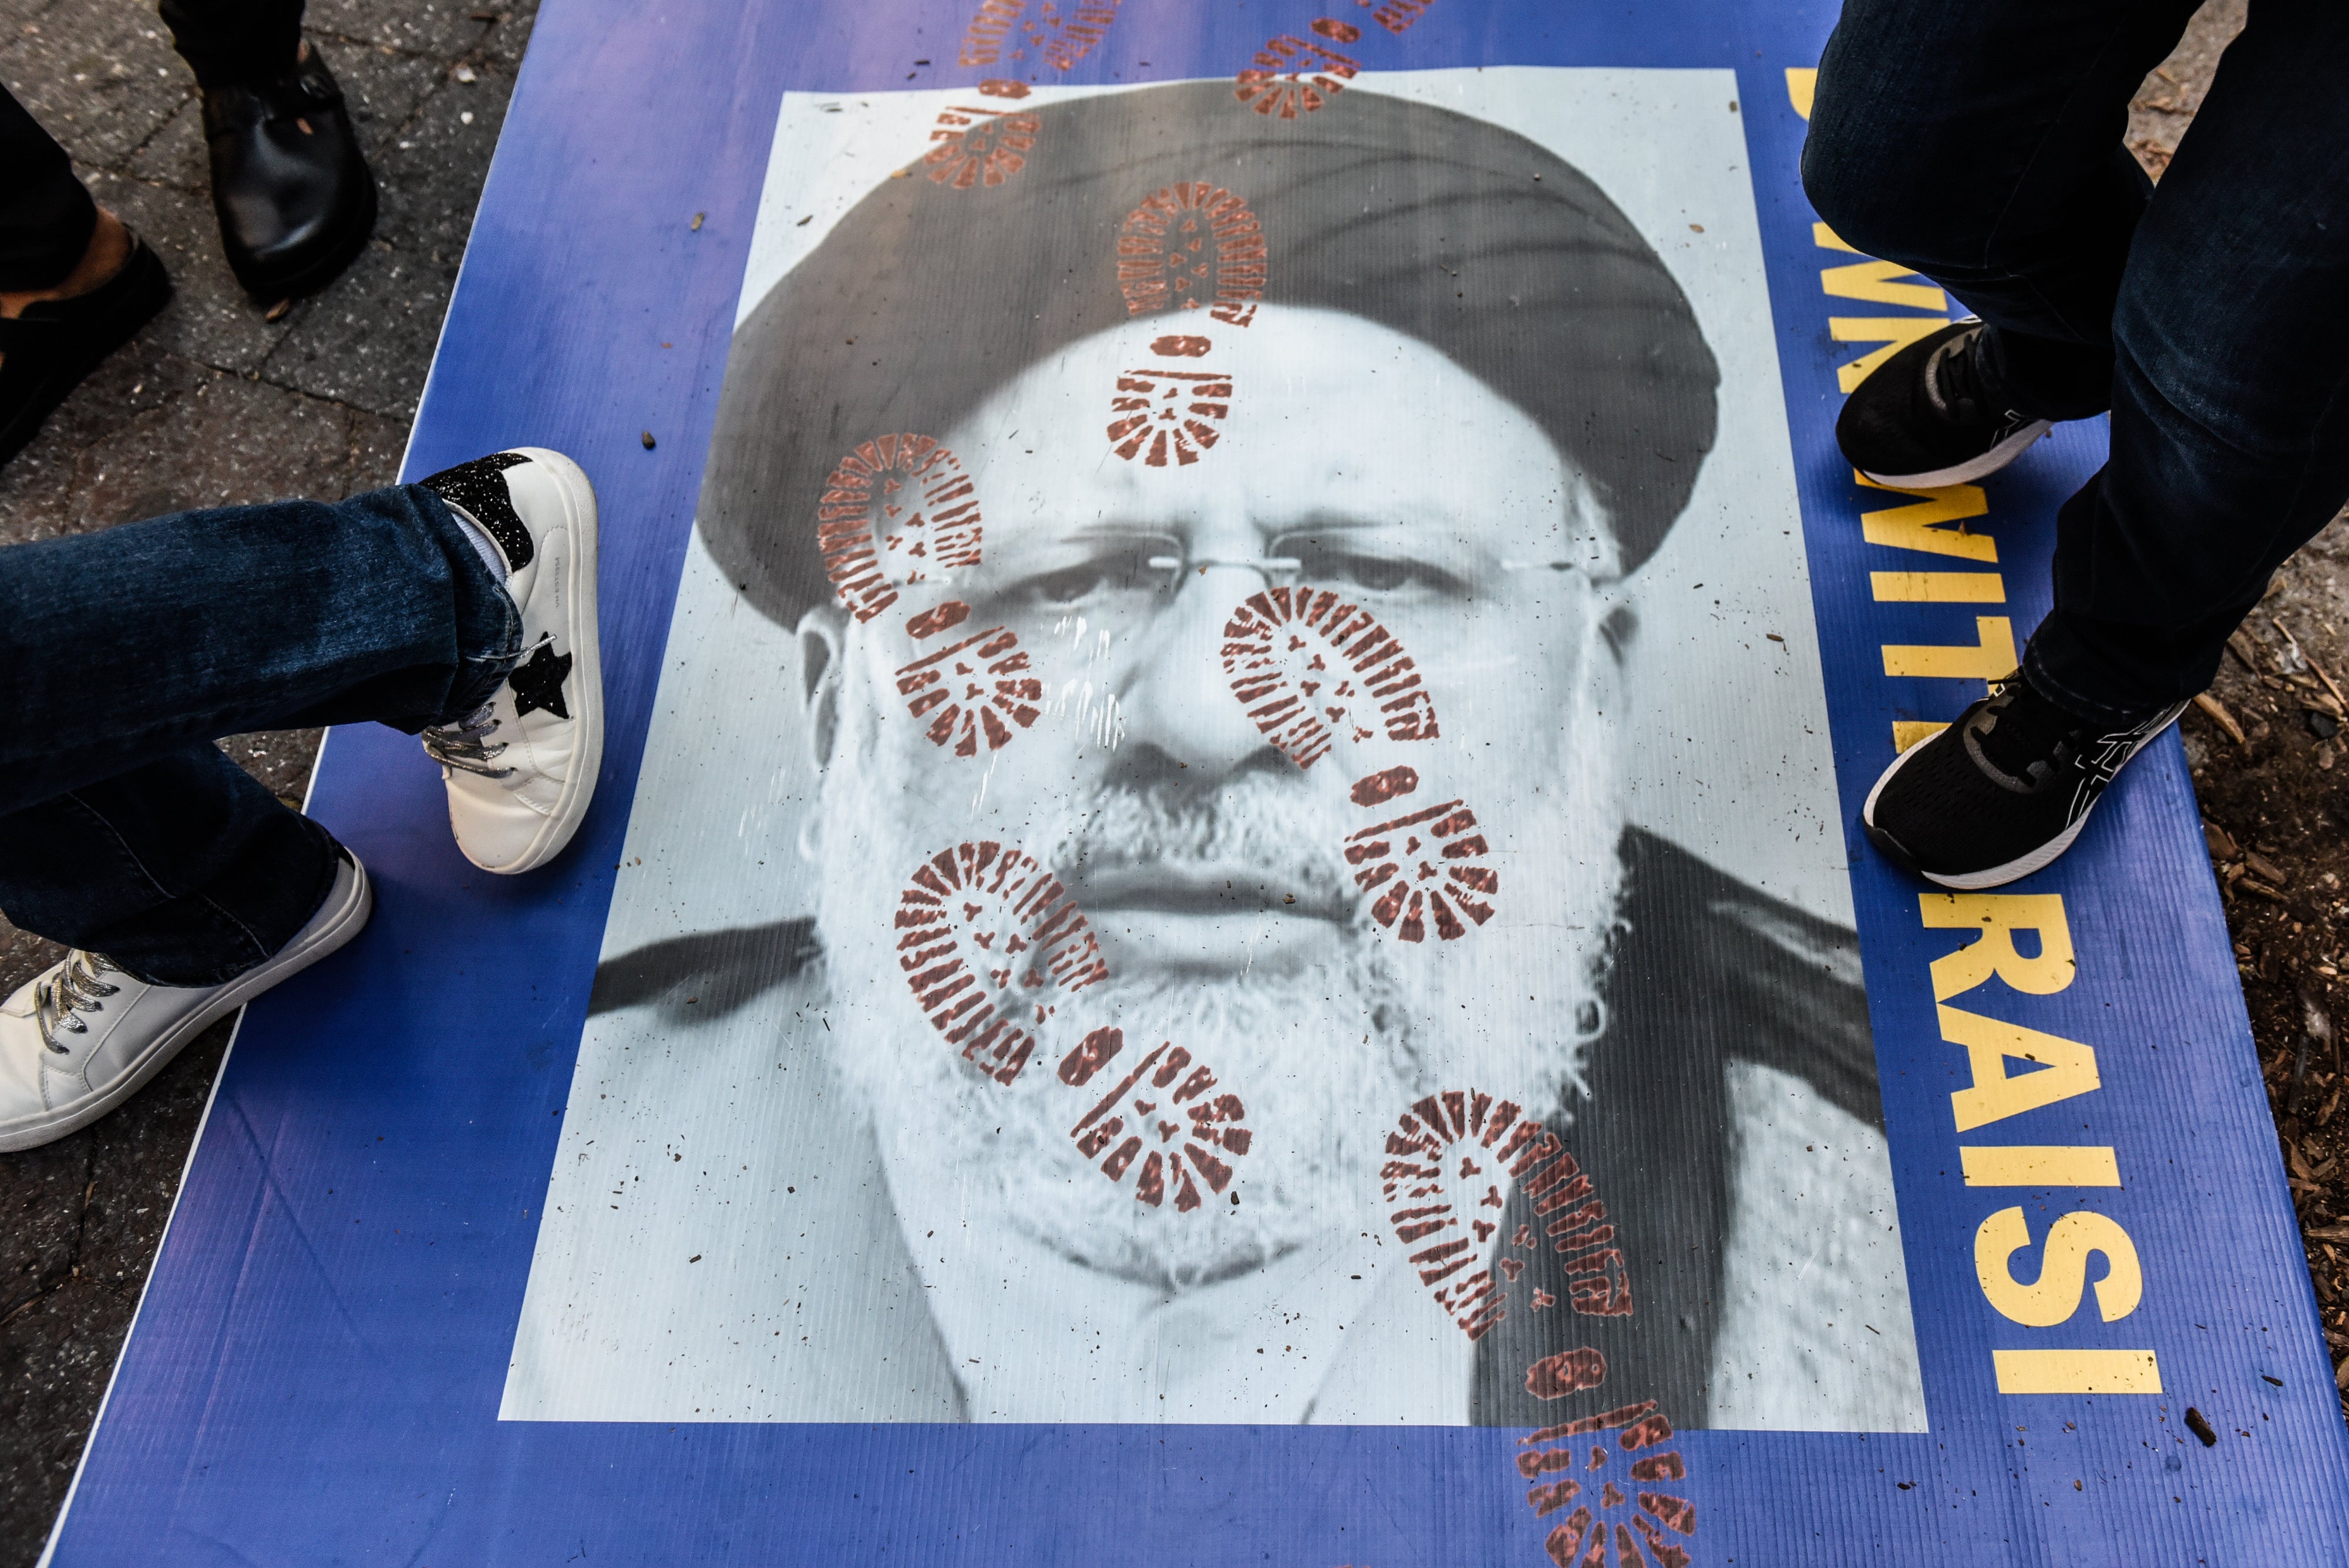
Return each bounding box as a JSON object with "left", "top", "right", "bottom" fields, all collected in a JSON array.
[
  {"left": 203, "top": 41, "right": 378, "bottom": 301},
  {"left": 0, "top": 233, "right": 172, "bottom": 469}
]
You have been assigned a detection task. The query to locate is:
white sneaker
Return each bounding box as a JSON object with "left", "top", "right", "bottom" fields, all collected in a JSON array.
[
  {"left": 0, "top": 849, "right": 373, "bottom": 1153},
  {"left": 416, "top": 448, "right": 604, "bottom": 874}
]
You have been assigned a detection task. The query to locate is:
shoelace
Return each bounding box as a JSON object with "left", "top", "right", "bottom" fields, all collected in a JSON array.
[
  {"left": 35, "top": 951, "right": 121, "bottom": 1055},
  {"left": 1926, "top": 323, "right": 2038, "bottom": 435},
  {"left": 420, "top": 699, "right": 514, "bottom": 778},
  {"left": 1970, "top": 675, "right": 2085, "bottom": 787},
  {"left": 1923, "top": 327, "right": 1994, "bottom": 424}
]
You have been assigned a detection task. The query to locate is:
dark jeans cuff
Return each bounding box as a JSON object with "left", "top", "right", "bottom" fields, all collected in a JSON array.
[
  {"left": 2021, "top": 618, "right": 2188, "bottom": 731},
  {"left": 1973, "top": 324, "right": 2115, "bottom": 425},
  {"left": 0, "top": 747, "right": 342, "bottom": 988},
  {"left": 406, "top": 482, "right": 522, "bottom": 724}
]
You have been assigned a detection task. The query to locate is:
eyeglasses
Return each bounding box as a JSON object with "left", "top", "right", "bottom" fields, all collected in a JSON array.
[{"left": 934, "top": 533, "right": 1606, "bottom": 650}]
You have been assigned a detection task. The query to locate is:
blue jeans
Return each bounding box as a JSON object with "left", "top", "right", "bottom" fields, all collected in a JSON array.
[
  {"left": 0, "top": 484, "right": 516, "bottom": 987},
  {"left": 1803, "top": 0, "right": 2349, "bottom": 725}
]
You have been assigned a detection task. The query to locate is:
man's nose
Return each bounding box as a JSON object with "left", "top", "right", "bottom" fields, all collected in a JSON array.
[{"left": 1116, "top": 566, "right": 1283, "bottom": 776}]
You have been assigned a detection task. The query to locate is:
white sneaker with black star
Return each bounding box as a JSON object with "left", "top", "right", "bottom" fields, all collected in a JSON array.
[
  {"left": 416, "top": 449, "right": 604, "bottom": 874},
  {"left": 0, "top": 849, "right": 372, "bottom": 1152}
]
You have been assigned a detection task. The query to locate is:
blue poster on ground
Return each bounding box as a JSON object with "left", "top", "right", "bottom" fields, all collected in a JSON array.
[{"left": 43, "top": 1, "right": 2349, "bottom": 1563}]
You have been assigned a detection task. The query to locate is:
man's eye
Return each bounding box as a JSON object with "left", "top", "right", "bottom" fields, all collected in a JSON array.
[
  {"left": 1290, "top": 546, "right": 1449, "bottom": 595},
  {"left": 1022, "top": 557, "right": 1150, "bottom": 606}
]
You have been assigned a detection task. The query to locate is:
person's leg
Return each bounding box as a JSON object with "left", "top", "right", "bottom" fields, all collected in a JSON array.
[
  {"left": 0, "top": 86, "right": 96, "bottom": 292},
  {"left": 1858, "top": 0, "right": 2349, "bottom": 889},
  {"left": 0, "top": 453, "right": 600, "bottom": 1149},
  {"left": 0, "top": 747, "right": 339, "bottom": 988},
  {"left": 2023, "top": 0, "right": 2349, "bottom": 724},
  {"left": 0, "top": 480, "right": 515, "bottom": 983},
  {"left": 157, "top": 0, "right": 376, "bottom": 300},
  {"left": 0, "top": 482, "right": 517, "bottom": 818},
  {"left": 1803, "top": 0, "right": 2203, "bottom": 422},
  {"left": 155, "top": 0, "right": 305, "bottom": 90},
  {"left": 1, "top": 89, "right": 173, "bottom": 467}
]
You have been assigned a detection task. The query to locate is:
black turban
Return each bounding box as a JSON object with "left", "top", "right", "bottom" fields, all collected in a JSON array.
[{"left": 699, "top": 79, "right": 1719, "bottom": 627}]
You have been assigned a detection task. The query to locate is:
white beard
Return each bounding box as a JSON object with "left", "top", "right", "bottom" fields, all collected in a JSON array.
[{"left": 811, "top": 640, "right": 1628, "bottom": 1294}]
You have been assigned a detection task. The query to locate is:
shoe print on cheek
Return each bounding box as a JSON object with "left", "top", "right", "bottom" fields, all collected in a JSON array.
[
  {"left": 810, "top": 435, "right": 1046, "bottom": 758},
  {"left": 1344, "top": 780, "right": 1499, "bottom": 942},
  {"left": 1220, "top": 588, "right": 1499, "bottom": 941},
  {"left": 893, "top": 841, "right": 1109, "bottom": 1084},
  {"left": 1220, "top": 587, "right": 1440, "bottom": 768},
  {"left": 894, "top": 604, "right": 1045, "bottom": 756}
]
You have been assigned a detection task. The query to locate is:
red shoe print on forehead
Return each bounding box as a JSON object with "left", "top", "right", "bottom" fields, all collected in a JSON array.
[{"left": 1107, "top": 363, "right": 1233, "bottom": 468}]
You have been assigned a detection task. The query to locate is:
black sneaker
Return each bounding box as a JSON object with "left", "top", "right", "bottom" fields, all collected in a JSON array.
[
  {"left": 1861, "top": 672, "right": 2187, "bottom": 889},
  {"left": 1837, "top": 321, "right": 2053, "bottom": 488},
  {"left": 0, "top": 231, "right": 171, "bottom": 469}
]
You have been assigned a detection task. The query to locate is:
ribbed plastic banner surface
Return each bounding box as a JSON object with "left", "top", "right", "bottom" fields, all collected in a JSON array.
[{"left": 46, "top": 2, "right": 2349, "bottom": 1564}]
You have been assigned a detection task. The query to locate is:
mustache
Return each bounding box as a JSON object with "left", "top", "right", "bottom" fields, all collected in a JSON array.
[{"left": 1038, "top": 771, "right": 1357, "bottom": 902}]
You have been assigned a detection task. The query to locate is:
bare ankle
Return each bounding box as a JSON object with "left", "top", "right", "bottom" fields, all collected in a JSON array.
[{"left": 0, "top": 208, "right": 132, "bottom": 319}]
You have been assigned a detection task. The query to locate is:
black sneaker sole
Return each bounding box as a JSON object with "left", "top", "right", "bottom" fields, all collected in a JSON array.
[
  {"left": 1859, "top": 705, "right": 2186, "bottom": 889},
  {"left": 1857, "top": 417, "right": 2054, "bottom": 490},
  {"left": 0, "top": 240, "right": 173, "bottom": 469}
]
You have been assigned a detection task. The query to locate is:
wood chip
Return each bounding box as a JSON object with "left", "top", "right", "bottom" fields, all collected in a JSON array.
[
  {"left": 2194, "top": 692, "right": 2247, "bottom": 745},
  {"left": 2271, "top": 615, "right": 2349, "bottom": 711},
  {"left": 2247, "top": 851, "right": 2290, "bottom": 887},
  {"left": 264, "top": 297, "right": 292, "bottom": 322},
  {"left": 2203, "top": 820, "right": 2239, "bottom": 860},
  {"left": 2227, "top": 629, "right": 2264, "bottom": 674}
]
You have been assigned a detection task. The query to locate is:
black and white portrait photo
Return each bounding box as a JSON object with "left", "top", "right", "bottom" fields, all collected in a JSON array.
[{"left": 499, "top": 71, "right": 1927, "bottom": 1432}]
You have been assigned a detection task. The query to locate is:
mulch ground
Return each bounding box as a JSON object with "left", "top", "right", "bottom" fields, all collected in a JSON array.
[{"left": 2180, "top": 511, "right": 2349, "bottom": 1421}]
